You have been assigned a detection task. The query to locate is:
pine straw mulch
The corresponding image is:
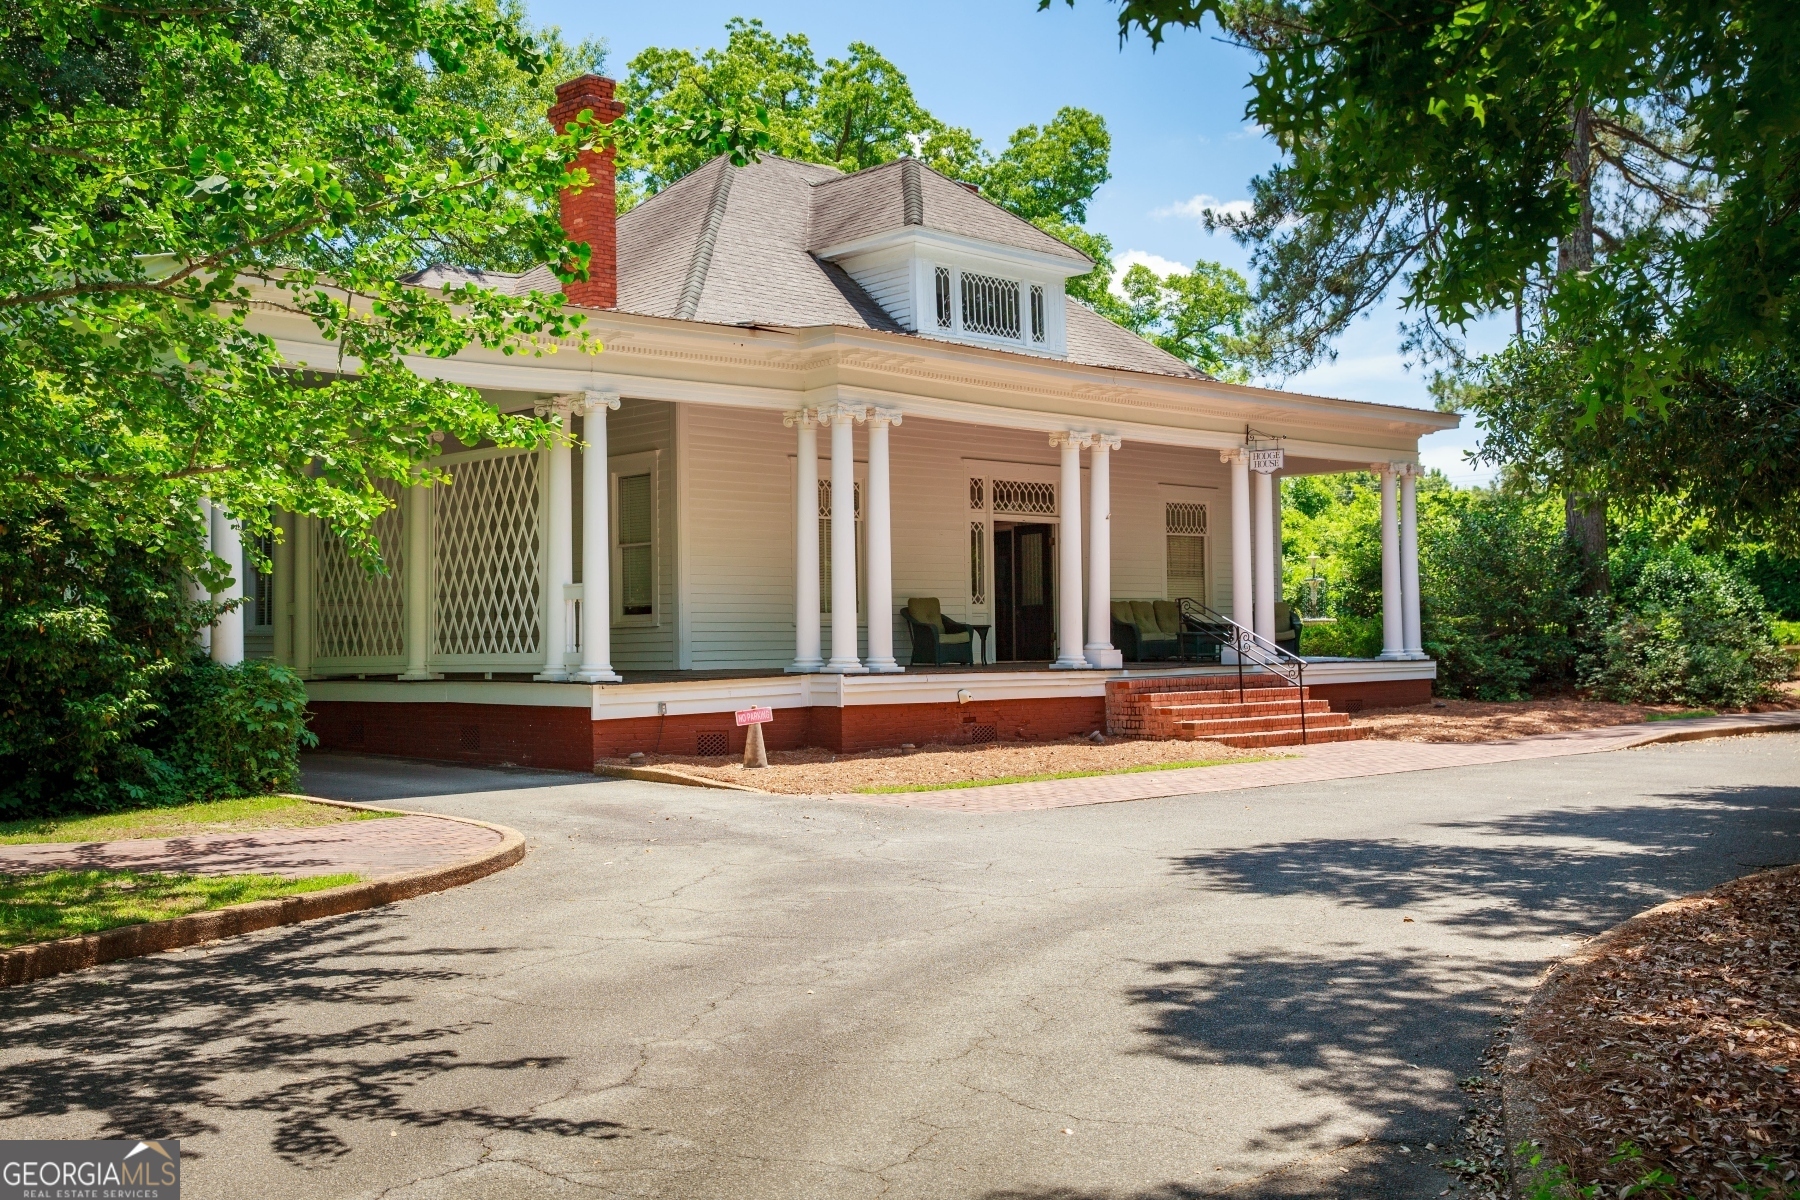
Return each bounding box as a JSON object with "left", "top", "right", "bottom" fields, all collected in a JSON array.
[
  {"left": 1507, "top": 865, "right": 1800, "bottom": 1199},
  {"left": 597, "top": 736, "right": 1263, "bottom": 795},
  {"left": 1353, "top": 684, "right": 1800, "bottom": 744}
]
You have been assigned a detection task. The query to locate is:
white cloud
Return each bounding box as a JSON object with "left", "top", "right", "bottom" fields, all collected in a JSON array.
[{"left": 1152, "top": 193, "right": 1256, "bottom": 225}]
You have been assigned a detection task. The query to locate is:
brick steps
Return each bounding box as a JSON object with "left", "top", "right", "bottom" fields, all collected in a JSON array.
[{"left": 1105, "top": 673, "right": 1364, "bottom": 748}]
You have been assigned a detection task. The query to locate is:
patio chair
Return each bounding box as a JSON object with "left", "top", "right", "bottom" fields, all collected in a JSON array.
[
  {"left": 1273, "top": 602, "right": 1301, "bottom": 654},
  {"left": 901, "top": 597, "right": 975, "bottom": 666},
  {"left": 1111, "top": 600, "right": 1181, "bottom": 662}
]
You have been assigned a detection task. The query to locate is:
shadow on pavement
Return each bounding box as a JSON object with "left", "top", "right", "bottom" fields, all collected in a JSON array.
[
  {"left": 299, "top": 751, "right": 606, "bottom": 804},
  {"left": 0, "top": 912, "right": 626, "bottom": 1165},
  {"left": 1166, "top": 786, "right": 1800, "bottom": 941}
]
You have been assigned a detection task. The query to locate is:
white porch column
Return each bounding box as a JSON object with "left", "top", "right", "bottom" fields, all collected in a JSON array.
[
  {"left": 785, "top": 409, "right": 823, "bottom": 673},
  {"left": 399, "top": 480, "right": 436, "bottom": 680},
  {"left": 1222, "top": 450, "right": 1252, "bottom": 632},
  {"left": 1049, "top": 431, "right": 1090, "bottom": 669},
  {"left": 820, "top": 403, "right": 868, "bottom": 674},
  {"left": 864, "top": 407, "right": 903, "bottom": 673},
  {"left": 272, "top": 512, "right": 294, "bottom": 666},
  {"left": 209, "top": 504, "right": 245, "bottom": 666},
  {"left": 291, "top": 510, "right": 313, "bottom": 677},
  {"left": 192, "top": 499, "right": 212, "bottom": 654},
  {"left": 1251, "top": 466, "right": 1276, "bottom": 642},
  {"left": 1376, "top": 463, "right": 1405, "bottom": 659},
  {"left": 535, "top": 399, "right": 575, "bottom": 681},
  {"left": 1400, "top": 464, "right": 1423, "bottom": 658},
  {"left": 575, "top": 389, "right": 623, "bottom": 682},
  {"left": 1085, "top": 435, "right": 1123, "bottom": 668}
]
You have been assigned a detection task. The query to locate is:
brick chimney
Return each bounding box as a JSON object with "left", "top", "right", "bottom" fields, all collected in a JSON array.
[{"left": 548, "top": 74, "right": 626, "bottom": 309}]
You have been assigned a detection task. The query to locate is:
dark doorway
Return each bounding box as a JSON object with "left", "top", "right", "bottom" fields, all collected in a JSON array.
[{"left": 993, "top": 523, "right": 1055, "bottom": 662}]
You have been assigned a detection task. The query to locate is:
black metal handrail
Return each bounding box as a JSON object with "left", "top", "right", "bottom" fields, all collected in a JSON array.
[{"left": 1176, "top": 598, "right": 1309, "bottom": 744}]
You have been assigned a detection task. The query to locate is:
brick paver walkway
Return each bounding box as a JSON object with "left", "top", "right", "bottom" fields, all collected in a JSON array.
[
  {"left": 0, "top": 815, "right": 500, "bottom": 880},
  {"left": 829, "top": 712, "right": 1800, "bottom": 815}
]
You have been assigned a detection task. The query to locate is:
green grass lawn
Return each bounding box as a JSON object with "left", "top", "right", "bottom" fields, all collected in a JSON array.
[
  {"left": 1646, "top": 709, "right": 1719, "bottom": 722},
  {"left": 856, "top": 755, "right": 1275, "bottom": 794},
  {"left": 0, "top": 868, "right": 362, "bottom": 949},
  {"left": 0, "top": 794, "right": 395, "bottom": 846}
]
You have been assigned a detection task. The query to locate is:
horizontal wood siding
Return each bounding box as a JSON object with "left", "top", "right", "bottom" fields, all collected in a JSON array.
[{"left": 841, "top": 254, "right": 914, "bottom": 331}]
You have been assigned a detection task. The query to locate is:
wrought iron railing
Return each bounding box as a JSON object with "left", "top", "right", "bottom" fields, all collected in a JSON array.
[{"left": 1176, "top": 598, "right": 1310, "bottom": 744}]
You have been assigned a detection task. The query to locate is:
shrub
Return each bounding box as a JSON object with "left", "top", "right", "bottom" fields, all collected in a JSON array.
[
  {"left": 1294, "top": 615, "right": 1383, "bottom": 659},
  {"left": 152, "top": 658, "right": 318, "bottom": 801},
  {"left": 0, "top": 508, "right": 197, "bottom": 814},
  {"left": 1580, "top": 551, "right": 1791, "bottom": 707},
  {"left": 1421, "top": 493, "right": 1581, "bottom": 700}
]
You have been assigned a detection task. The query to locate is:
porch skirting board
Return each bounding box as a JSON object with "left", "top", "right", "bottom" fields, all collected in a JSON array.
[{"left": 304, "top": 660, "right": 1437, "bottom": 768}]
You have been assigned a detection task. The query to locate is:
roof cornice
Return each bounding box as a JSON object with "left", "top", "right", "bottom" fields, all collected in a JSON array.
[{"left": 812, "top": 226, "right": 1092, "bottom": 276}]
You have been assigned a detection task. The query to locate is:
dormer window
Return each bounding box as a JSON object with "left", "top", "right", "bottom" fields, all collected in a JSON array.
[
  {"left": 1030, "top": 284, "right": 1045, "bottom": 343},
  {"left": 961, "top": 271, "right": 1021, "bottom": 339},
  {"left": 935, "top": 267, "right": 953, "bottom": 329}
]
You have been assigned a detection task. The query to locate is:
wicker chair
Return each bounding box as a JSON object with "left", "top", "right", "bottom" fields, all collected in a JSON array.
[{"left": 901, "top": 597, "right": 975, "bottom": 666}]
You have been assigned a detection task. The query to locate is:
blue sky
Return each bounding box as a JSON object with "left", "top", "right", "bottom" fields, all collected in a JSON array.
[{"left": 523, "top": 0, "right": 1506, "bottom": 483}]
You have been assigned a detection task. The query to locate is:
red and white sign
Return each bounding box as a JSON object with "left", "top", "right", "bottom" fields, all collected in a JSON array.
[{"left": 734, "top": 706, "right": 774, "bottom": 727}]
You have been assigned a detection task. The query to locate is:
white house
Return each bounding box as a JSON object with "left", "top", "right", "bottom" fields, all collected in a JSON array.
[{"left": 206, "top": 75, "right": 1457, "bottom": 769}]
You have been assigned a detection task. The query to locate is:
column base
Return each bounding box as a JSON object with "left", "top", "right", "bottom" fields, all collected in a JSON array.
[
  {"left": 572, "top": 668, "right": 623, "bottom": 683},
  {"left": 1377, "top": 650, "right": 1410, "bottom": 661},
  {"left": 533, "top": 669, "right": 572, "bottom": 682},
  {"left": 1083, "top": 645, "right": 1124, "bottom": 669},
  {"left": 1049, "top": 655, "right": 1094, "bottom": 670},
  {"left": 397, "top": 669, "right": 442, "bottom": 681},
  {"left": 820, "top": 660, "right": 869, "bottom": 674},
  {"left": 864, "top": 658, "right": 904, "bottom": 674},
  {"left": 784, "top": 658, "right": 825, "bottom": 674}
]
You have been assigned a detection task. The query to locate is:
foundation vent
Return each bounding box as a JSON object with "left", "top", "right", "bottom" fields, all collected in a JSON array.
[{"left": 696, "top": 730, "right": 729, "bottom": 757}]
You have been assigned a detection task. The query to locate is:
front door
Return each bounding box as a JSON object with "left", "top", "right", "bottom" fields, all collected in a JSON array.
[{"left": 994, "top": 523, "right": 1055, "bottom": 661}]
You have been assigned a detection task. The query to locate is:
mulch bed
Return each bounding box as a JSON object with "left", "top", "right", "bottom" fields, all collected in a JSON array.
[{"left": 1510, "top": 866, "right": 1800, "bottom": 1198}]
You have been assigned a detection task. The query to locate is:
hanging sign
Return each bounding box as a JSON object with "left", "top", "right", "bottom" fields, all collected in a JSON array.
[
  {"left": 735, "top": 706, "right": 774, "bottom": 727},
  {"left": 1248, "top": 447, "right": 1284, "bottom": 474}
]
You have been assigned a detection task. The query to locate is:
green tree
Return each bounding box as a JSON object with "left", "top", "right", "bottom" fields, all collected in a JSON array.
[
  {"left": 617, "top": 19, "right": 1112, "bottom": 227},
  {"left": 1064, "top": 0, "right": 1800, "bottom": 567},
  {"left": 1108, "top": 260, "right": 1255, "bottom": 379}
]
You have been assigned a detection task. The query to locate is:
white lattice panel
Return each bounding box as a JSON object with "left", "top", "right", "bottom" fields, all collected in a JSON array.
[
  {"left": 433, "top": 450, "right": 541, "bottom": 662},
  {"left": 312, "top": 482, "right": 405, "bottom": 665},
  {"left": 1166, "top": 502, "right": 1208, "bottom": 536},
  {"left": 992, "top": 479, "right": 1056, "bottom": 516}
]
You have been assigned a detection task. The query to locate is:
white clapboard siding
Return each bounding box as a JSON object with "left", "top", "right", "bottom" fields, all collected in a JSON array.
[
  {"left": 838, "top": 251, "right": 915, "bottom": 331},
  {"left": 677, "top": 405, "right": 1243, "bottom": 669}
]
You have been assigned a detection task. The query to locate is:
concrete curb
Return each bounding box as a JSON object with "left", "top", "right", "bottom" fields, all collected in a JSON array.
[
  {"left": 1500, "top": 862, "right": 1800, "bottom": 1198},
  {"left": 594, "top": 765, "right": 771, "bottom": 793},
  {"left": 1618, "top": 710, "right": 1800, "bottom": 747},
  {"left": 0, "top": 797, "right": 525, "bottom": 990}
]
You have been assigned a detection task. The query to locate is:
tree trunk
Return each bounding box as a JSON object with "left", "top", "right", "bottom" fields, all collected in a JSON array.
[
  {"left": 1558, "top": 103, "right": 1608, "bottom": 594},
  {"left": 1565, "top": 492, "right": 1609, "bottom": 596}
]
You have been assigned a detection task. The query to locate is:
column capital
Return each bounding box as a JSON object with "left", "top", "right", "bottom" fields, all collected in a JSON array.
[
  {"left": 816, "top": 402, "right": 869, "bottom": 427},
  {"left": 1091, "top": 434, "right": 1122, "bottom": 452},
  {"left": 1368, "top": 461, "right": 1397, "bottom": 477},
  {"left": 866, "top": 406, "right": 903, "bottom": 428},
  {"left": 1220, "top": 447, "right": 1248, "bottom": 466},
  {"left": 782, "top": 408, "right": 817, "bottom": 429},
  {"left": 1049, "top": 430, "right": 1097, "bottom": 451}
]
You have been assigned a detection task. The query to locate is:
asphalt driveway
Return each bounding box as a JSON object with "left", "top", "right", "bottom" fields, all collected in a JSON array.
[{"left": 2, "top": 734, "right": 1796, "bottom": 1199}]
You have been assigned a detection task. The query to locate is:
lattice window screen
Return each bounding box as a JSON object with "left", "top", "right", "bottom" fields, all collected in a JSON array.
[
  {"left": 934, "top": 267, "right": 953, "bottom": 329},
  {"left": 1166, "top": 502, "right": 1208, "bottom": 536},
  {"left": 968, "top": 476, "right": 984, "bottom": 510},
  {"left": 960, "top": 271, "right": 1020, "bottom": 338},
  {"left": 991, "top": 479, "right": 1056, "bottom": 516},
  {"left": 433, "top": 451, "right": 541, "bottom": 658},
  {"left": 314, "top": 482, "right": 404, "bottom": 661},
  {"left": 1030, "top": 284, "right": 1046, "bottom": 343}
]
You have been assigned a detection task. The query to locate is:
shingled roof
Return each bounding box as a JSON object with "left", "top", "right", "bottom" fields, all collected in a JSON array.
[{"left": 413, "top": 154, "right": 1206, "bottom": 381}]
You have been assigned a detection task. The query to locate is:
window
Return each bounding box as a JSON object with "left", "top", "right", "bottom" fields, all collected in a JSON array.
[
  {"left": 609, "top": 455, "right": 658, "bottom": 622},
  {"left": 1030, "top": 284, "right": 1045, "bottom": 343},
  {"left": 991, "top": 479, "right": 1056, "bottom": 516},
  {"left": 250, "top": 533, "right": 275, "bottom": 629},
  {"left": 935, "top": 266, "right": 953, "bottom": 329},
  {"left": 960, "top": 271, "right": 1020, "bottom": 338},
  {"left": 1166, "top": 502, "right": 1208, "bottom": 605},
  {"left": 970, "top": 522, "right": 985, "bottom": 605}
]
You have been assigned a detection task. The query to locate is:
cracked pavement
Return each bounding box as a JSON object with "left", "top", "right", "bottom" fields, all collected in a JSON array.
[{"left": 2, "top": 734, "right": 1796, "bottom": 1199}]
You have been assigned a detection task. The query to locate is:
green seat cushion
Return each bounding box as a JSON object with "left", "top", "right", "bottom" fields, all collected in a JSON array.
[
  {"left": 906, "top": 597, "right": 945, "bottom": 633},
  {"left": 1111, "top": 600, "right": 1135, "bottom": 625},
  {"left": 1129, "top": 600, "right": 1159, "bottom": 636},
  {"left": 1153, "top": 599, "right": 1181, "bottom": 635},
  {"left": 939, "top": 631, "right": 971, "bottom": 645}
]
